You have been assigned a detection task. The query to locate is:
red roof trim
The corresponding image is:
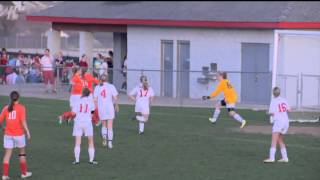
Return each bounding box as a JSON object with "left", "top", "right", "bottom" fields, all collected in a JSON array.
[{"left": 26, "top": 16, "right": 320, "bottom": 29}]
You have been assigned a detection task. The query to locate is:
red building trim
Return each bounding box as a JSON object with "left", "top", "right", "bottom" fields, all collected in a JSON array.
[{"left": 26, "top": 16, "right": 320, "bottom": 29}]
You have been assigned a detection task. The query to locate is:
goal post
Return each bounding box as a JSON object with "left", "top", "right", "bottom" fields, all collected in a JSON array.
[{"left": 271, "top": 29, "right": 320, "bottom": 123}]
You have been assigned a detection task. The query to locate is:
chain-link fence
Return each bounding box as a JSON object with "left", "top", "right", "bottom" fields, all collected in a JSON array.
[
  {"left": 0, "top": 65, "right": 319, "bottom": 111},
  {"left": 301, "top": 74, "right": 320, "bottom": 110}
]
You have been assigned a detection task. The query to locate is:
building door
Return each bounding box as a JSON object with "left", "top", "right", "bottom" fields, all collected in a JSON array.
[
  {"left": 177, "top": 41, "right": 190, "bottom": 98},
  {"left": 161, "top": 40, "right": 174, "bottom": 97},
  {"left": 241, "top": 43, "right": 271, "bottom": 104}
]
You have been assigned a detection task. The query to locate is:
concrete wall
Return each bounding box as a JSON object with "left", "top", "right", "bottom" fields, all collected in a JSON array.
[
  {"left": 278, "top": 35, "right": 320, "bottom": 107},
  {"left": 127, "top": 26, "right": 274, "bottom": 100}
]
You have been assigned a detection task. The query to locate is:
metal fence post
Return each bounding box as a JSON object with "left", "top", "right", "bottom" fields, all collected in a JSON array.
[
  {"left": 318, "top": 76, "right": 320, "bottom": 107},
  {"left": 283, "top": 75, "right": 287, "bottom": 98},
  {"left": 299, "top": 73, "right": 303, "bottom": 109},
  {"left": 57, "top": 66, "right": 60, "bottom": 93},
  {"left": 295, "top": 74, "right": 299, "bottom": 109}
]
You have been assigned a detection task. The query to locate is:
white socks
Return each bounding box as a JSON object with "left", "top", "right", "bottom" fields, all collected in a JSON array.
[
  {"left": 212, "top": 109, "right": 220, "bottom": 119},
  {"left": 107, "top": 129, "right": 113, "bottom": 141},
  {"left": 88, "top": 148, "right": 95, "bottom": 162},
  {"left": 280, "top": 148, "right": 288, "bottom": 160},
  {"left": 101, "top": 127, "right": 107, "bottom": 139},
  {"left": 136, "top": 115, "right": 145, "bottom": 122},
  {"left": 269, "top": 147, "right": 276, "bottom": 160},
  {"left": 75, "top": 147, "right": 95, "bottom": 162},
  {"left": 232, "top": 113, "right": 244, "bottom": 123},
  {"left": 74, "top": 146, "right": 80, "bottom": 162},
  {"left": 269, "top": 147, "right": 288, "bottom": 160},
  {"left": 139, "top": 122, "right": 145, "bottom": 132}
]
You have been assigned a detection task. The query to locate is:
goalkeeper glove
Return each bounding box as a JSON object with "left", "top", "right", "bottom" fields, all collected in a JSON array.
[{"left": 202, "top": 96, "right": 211, "bottom": 100}]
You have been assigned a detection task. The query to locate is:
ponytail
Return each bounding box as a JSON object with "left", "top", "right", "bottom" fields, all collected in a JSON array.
[{"left": 8, "top": 91, "right": 19, "bottom": 112}]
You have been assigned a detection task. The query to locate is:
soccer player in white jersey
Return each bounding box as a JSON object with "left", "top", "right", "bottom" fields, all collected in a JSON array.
[
  {"left": 264, "top": 87, "right": 291, "bottom": 163},
  {"left": 129, "top": 75, "right": 155, "bottom": 135},
  {"left": 93, "top": 74, "right": 119, "bottom": 149},
  {"left": 72, "top": 88, "right": 97, "bottom": 165}
]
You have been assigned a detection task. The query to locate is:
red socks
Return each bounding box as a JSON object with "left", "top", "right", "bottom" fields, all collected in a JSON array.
[
  {"left": 61, "top": 111, "right": 75, "bottom": 121},
  {"left": 2, "top": 163, "right": 9, "bottom": 176},
  {"left": 20, "top": 162, "right": 27, "bottom": 175}
]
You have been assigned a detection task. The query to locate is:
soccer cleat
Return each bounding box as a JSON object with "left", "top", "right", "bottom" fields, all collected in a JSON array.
[
  {"left": 263, "top": 158, "right": 275, "bottom": 163},
  {"left": 72, "top": 161, "right": 80, "bottom": 165},
  {"left": 240, "top": 120, "right": 247, "bottom": 128},
  {"left": 2, "top": 176, "right": 10, "bottom": 180},
  {"left": 108, "top": 141, "right": 113, "bottom": 149},
  {"left": 277, "top": 158, "right": 289, "bottom": 163},
  {"left": 139, "top": 131, "right": 144, "bottom": 135},
  {"left": 209, "top": 118, "right": 217, "bottom": 124},
  {"left": 21, "top": 172, "right": 32, "bottom": 179},
  {"left": 58, "top": 116, "right": 63, "bottom": 125},
  {"left": 89, "top": 161, "right": 98, "bottom": 165}
]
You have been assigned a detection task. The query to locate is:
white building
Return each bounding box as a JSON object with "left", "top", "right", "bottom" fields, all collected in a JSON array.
[{"left": 27, "top": 1, "right": 320, "bottom": 106}]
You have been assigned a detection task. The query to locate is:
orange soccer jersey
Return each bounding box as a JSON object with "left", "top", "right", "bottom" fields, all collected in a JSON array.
[
  {"left": 210, "top": 79, "right": 238, "bottom": 104},
  {"left": 84, "top": 73, "right": 99, "bottom": 93},
  {"left": 0, "top": 103, "right": 26, "bottom": 136},
  {"left": 71, "top": 74, "right": 84, "bottom": 95}
]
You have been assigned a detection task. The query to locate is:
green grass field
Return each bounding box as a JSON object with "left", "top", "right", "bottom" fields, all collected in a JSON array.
[{"left": 0, "top": 96, "right": 319, "bottom": 180}]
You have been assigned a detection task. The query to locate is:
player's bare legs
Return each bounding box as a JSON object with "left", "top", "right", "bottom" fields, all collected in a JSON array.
[
  {"left": 209, "top": 103, "right": 221, "bottom": 123},
  {"left": 228, "top": 110, "right": 246, "bottom": 128},
  {"left": 264, "top": 132, "right": 280, "bottom": 163},
  {"left": 73, "top": 136, "right": 81, "bottom": 164},
  {"left": 278, "top": 134, "right": 289, "bottom": 162},
  {"left": 2, "top": 148, "right": 12, "bottom": 179},
  {"left": 101, "top": 120, "right": 108, "bottom": 147},
  {"left": 107, "top": 120, "right": 114, "bottom": 149},
  {"left": 87, "top": 136, "right": 97, "bottom": 164},
  {"left": 18, "top": 148, "right": 31, "bottom": 178}
]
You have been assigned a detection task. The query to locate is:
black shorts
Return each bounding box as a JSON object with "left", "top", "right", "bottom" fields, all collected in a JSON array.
[{"left": 220, "top": 99, "right": 235, "bottom": 112}]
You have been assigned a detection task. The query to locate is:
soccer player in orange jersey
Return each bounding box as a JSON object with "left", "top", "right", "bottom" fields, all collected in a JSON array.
[
  {"left": 202, "top": 72, "right": 247, "bottom": 128},
  {"left": 0, "top": 91, "right": 32, "bottom": 179},
  {"left": 58, "top": 67, "right": 84, "bottom": 124},
  {"left": 81, "top": 67, "right": 100, "bottom": 126}
]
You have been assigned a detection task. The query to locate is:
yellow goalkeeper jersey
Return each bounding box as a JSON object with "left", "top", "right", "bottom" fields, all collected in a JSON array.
[{"left": 210, "top": 79, "right": 238, "bottom": 104}]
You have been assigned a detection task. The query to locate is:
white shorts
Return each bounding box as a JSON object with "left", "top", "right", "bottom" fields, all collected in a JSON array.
[
  {"left": 73, "top": 122, "right": 93, "bottom": 137},
  {"left": 69, "top": 95, "right": 81, "bottom": 108},
  {"left": 272, "top": 120, "right": 289, "bottom": 134},
  {"left": 98, "top": 106, "right": 115, "bottom": 120},
  {"left": 4, "top": 135, "right": 26, "bottom": 149},
  {"left": 226, "top": 104, "right": 235, "bottom": 108},
  {"left": 135, "top": 103, "right": 150, "bottom": 114}
]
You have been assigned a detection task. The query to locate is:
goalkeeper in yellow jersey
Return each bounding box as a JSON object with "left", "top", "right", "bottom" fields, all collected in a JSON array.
[{"left": 202, "top": 72, "right": 247, "bottom": 128}]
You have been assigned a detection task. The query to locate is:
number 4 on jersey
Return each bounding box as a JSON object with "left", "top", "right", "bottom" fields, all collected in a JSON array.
[{"left": 101, "top": 89, "right": 106, "bottom": 98}]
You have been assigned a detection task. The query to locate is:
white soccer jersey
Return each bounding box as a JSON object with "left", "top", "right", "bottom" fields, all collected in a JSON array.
[
  {"left": 93, "top": 82, "right": 119, "bottom": 120},
  {"left": 130, "top": 85, "right": 155, "bottom": 114},
  {"left": 72, "top": 96, "right": 95, "bottom": 123},
  {"left": 40, "top": 55, "right": 54, "bottom": 71},
  {"left": 269, "top": 96, "right": 290, "bottom": 122}
]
